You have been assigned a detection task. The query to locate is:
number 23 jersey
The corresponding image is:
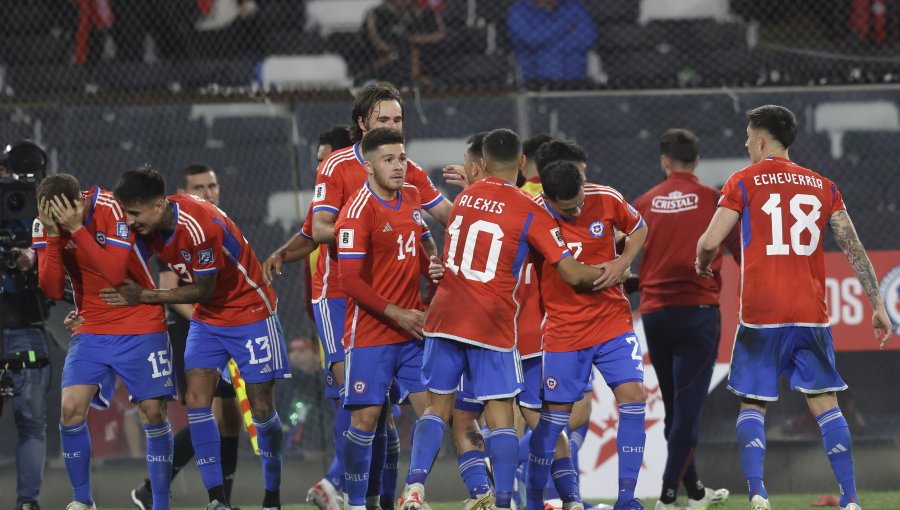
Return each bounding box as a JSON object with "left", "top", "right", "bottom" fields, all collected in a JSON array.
[
  {"left": 424, "top": 177, "right": 571, "bottom": 351},
  {"left": 718, "top": 157, "right": 845, "bottom": 327}
]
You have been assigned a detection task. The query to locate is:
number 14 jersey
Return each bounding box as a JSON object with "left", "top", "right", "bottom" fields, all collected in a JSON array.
[
  {"left": 718, "top": 157, "right": 845, "bottom": 327},
  {"left": 424, "top": 177, "right": 571, "bottom": 351}
]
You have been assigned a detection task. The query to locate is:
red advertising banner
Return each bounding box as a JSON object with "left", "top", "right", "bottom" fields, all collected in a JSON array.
[{"left": 718, "top": 250, "right": 900, "bottom": 360}]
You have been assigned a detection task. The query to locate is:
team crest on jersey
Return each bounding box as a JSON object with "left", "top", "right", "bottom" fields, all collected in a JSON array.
[
  {"left": 879, "top": 265, "right": 900, "bottom": 333},
  {"left": 545, "top": 376, "right": 559, "bottom": 391},
  {"left": 116, "top": 221, "right": 130, "bottom": 239},
  {"left": 198, "top": 248, "right": 214, "bottom": 265},
  {"left": 550, "top": 227, "right": 565, "bottom": 247},
  {"left": 32, "top": 219, "right": 44, "bottom": 237},
  {"left": 412, "top": 208, "right": 422, "bottom": 225},
  {"left": 353, "top": 380, "right": 368, "bottom": 395},
  {"left": 339, "top": 229, "right": 354, "bottom": 248},
  {"left": 313, "top": 183, "right": 326, "bottom": 202},
  {"left": 326, "top": 372, "right": 335, "bottom": 387},
  {"left": 95, "top": 232, "right": 106, "bottom": 245},
  {"left": 180, "top": 249, "right": 192, "bottom": 262},
  {"left": 589, "top": 220, "right": 605, "bottom": 238}
]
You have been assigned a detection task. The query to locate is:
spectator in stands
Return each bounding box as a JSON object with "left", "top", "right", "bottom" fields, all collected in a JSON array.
[
  {"left": 316, "top": 125, "right": 353, "bottom": 163},
  {"left": 507, "top": 0, "right": 597, "bottom": 84},
  {"left": 520, "top": 133, "right": 554, "bottom": 192},
  {"left": 365, "top": 0, "right": 447, "bottom": 86},
  {"left": 112, "top": 0, "right": 195, "bottom": 61}
]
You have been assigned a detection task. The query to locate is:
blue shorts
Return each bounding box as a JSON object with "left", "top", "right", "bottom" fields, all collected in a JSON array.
[
  {"left": 455, "top": 373, "right": 484, "bottom": 413},
  {"left": 344, "top": 339, "right": 425, "bottom": 407},
  {"left": 62, "top": 332, "right": 177, "bottom": 410},
  {"left": 422, "top": 336, "right": 523, "bottom": 401},
  {"left": 517, "top": 356, "right": 543, "bottom": 410},
  {"left": 185, "top": 315, "right": 290, "bottom": 384},
  {"left": 313, "top": 297, "right": 347, "bottom": 366},
  {"left": 542, "top": 331, "right": 645, "bottom": 404},
  {"left": 727, "top": 325, "right": 847, "bottom": 401}
]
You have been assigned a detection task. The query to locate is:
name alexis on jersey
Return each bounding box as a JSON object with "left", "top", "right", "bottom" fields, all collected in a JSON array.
[
  {"left": 753, "top": 172, "right": 824, "bottom": 189},
  {"left": 458, "top": 195, "right": 505, "bottom": 214}
]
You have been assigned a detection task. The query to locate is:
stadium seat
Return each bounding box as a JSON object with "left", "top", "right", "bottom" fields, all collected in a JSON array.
[
  {"left": 602, "top": 50, "right": 680, "bottom": 89},
  {"left": 93, "top": 62, "right": 174, "bottom": 93},
  {"left": 585, "top": 0, "right": 640, "bottom": 24},
  {"left": 596, "top": 23, "right": 665, "bottom": 54},
  {"left": 305, "top": 0, "right": 381, "bottom": 36},
  {"left": 59, "top": 147, "right": 151, "bottom": 189},
  {"left": 264, "top": 30, "right": 327, "bottom": 55},
  {"left": 211, "top": 117, "right": 292, "bottom": 146},
  {"left": 0, "top": 34, "right": 69, "bottom": 65},
  {"left": 842, "top": 131, "right": 900, "bottom": 160},
  {"left": 5, "top": 64, "right": 88, "bottom": 96},
  {"left": 257, "top": 54, "right": 353, "bottom": 91}
]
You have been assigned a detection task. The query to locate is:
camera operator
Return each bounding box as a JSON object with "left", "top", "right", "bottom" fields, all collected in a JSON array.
[{"left": 1, "top": 141, "right": 51, "bottom": 510}]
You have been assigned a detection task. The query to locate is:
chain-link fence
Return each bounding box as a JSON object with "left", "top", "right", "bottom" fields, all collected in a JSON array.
[{"left": 1, "top": 0, "right": 900, "bottom": 506}]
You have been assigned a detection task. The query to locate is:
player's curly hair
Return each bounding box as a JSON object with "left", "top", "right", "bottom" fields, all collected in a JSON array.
[
  {"left": 114, "top": 165, "right": 167, "bottom": 205},
  {"left": 747, "top": 105, "right": 798, "bottom": 149},
  {"left": 659, "top": 128, "right": 700, "bottom": 164},
  {"left": 542, "top": 160, "right": 583, "bottom": 202},
  {"left": 350, "top": 82, "right": 403, "bottom": 143},
  {"left": 536, "top": 140, "right": 587, "bottom": 178},
  {"left": 37, "top": 173, "right": 80, "bottom": 207}
]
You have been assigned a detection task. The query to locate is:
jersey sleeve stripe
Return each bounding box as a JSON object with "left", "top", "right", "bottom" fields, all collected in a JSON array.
[
  {"left": 627, "top": 217, "right": 646, "bottom": 235},
  {"left": 32, "top": 242, "right": 47, "bottom": 249},
  {"left": 179, "top": 211, "right": 207, "bottom": 243},
  {"left": 312, "top": 204, "right": 340, "bottom": 215},
  {"left": 421, "top": 231, "right": 432, "bottom": 240},
  {"left": 132, "top": 243, "right": 155, "bottom": 287},
  {"left": 178, "top": 219, "right": 201, "bottom": 246},
  {"left": 584, "top": 190, "right": 625, "bottom": 203},
  {"left": 422, "top": 193, "right": 444, "bottom": 210},
  {"left": 193, "top": 267, "right": 218, "bottom": 274},
  {"left": 585, "top": 184, "right": 625, "bottom": 200},
  {"left": 348, "top": 190, "right": 371, "bottom": 219},
  {"left": 106, "top": 237, "right": 132, "bottom": 248},
  {"left": 95, "top": 196, "right": 124, "bottom": 220},
  {"left": 511, "top": 212, "right": 534, "bottom": 277},
  {"left": 299, "top": 230, "right": 313, "bottom": 240},
  {"left": 737, "top": 180, "right": 751, "bottom": 249},
  {"left": 321, "top": 150, "right": 356, "bottom": 177},
  {"left": 337, "top": 252, "right": 366, "bottom": 259}
]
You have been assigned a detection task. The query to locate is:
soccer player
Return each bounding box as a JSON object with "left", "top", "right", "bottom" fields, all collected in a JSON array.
[
  {"left": 696, "top": 105, "right": 893, "bottom": 510},
  {"left": 33, "top": 175, "right": 175, "bottom": 510},
  {"left": 129, "top": 164, "right": 246, "bottom": 510},
  {"left": 631, "top": 129, "right": 734, "bottom": 510},
  {"left": 101, "top": 167, "right": 289, "bottom": 510},
  {"left": 333, "top": 127, "right": 442, "bottom": 510},
  {"left": 529, "top": 160, "right": 649, "bottom": 510},
  {"left": 400, "top": 129, "right": 608, "bottom": 510},
  {"left": 519, "top": 133, "right": 553, "bottom": 193}
]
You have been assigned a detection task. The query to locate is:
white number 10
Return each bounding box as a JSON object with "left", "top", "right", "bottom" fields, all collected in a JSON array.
[{"left": 761, "top": 193, "right": 821, "bottom": 256}]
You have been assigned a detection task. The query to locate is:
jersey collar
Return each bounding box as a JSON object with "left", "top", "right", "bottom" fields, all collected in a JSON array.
[
  {"left": 484, "top": 176, "right": 514, "bottom": 186},
  {"left": 366, "top": 181, "right": 401, "bottom": 210},
  {"left": 540, "top": 194, "right": 574, "bottom": 222},
  {"left": 163, "top": 200, "right": 179, "bottom": 245},
  {"left": 353, "top": 142, "right": 365, "bottom": 164},
  {"left": 667, "top": 172, "right": 699, "bottom": 182}
]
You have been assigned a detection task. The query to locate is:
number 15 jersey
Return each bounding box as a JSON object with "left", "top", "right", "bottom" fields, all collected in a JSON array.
[
  {"left": 718, "top": 157, "right": 845, "bottom": 327},
  {"left": 424, "top": 177, "right": 571, "bottom": 351}
]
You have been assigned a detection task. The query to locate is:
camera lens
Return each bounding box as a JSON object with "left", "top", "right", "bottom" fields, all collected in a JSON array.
[{"left": 6, "top": 191, "right": 25, "bottom": 212}]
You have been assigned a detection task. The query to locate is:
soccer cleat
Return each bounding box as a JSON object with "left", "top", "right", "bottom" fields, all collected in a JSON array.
[
  {"left": 307, "top": 478, "right": 343, "bottom": 510},
  {"left": 464, "top": 492, "right": 496, "bottom": 510},
  {"left": 18, "top": 503, "right": 41, "bottom": 510},
  {"left": 654, "top": 501, "right": 680, "bottom": 510},
  {"left": 65, "top": 503, "right": 97, "bottom": 510},
  {"left": 686, "top": 488, "right": 730, "bottom": 509},
  {"left": 613, "top": 499, "right": 644, "bottom": 510},
  {"left": 205, "top": 500, "right": 231, "bottom": 510},
  {"left": 399, "top": 483, "right": 427, "bottom": 510},
  {"left": 749, "top": 495, "right": 769, "bottom": 510},
  {"left": 841, "top": 504, "right": 862, "bottom": 510},
  {"left": 130, "top": 480, "right": 153, "bottom": 510},
  {"left": 562, "top": 502, "right": 585, "bottom": 510}
]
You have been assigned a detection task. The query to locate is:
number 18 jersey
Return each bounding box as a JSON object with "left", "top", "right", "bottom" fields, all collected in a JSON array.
[
  {"left": 424, "top": 177, "right": 571, "bottom": 351},
  {"left": 718, "top": 157, "right": 845, "bottom": 327}
]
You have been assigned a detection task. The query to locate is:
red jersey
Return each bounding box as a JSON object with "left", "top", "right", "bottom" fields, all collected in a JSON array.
[
  {"left": 335, "top": 183, "right": 427, "bottom": 347},
  {"left": 536, "top": 183, "right": 644, "bottom": 352},
  {"left": 33, "top": 187, "right": 165, "bottom": 335},
  {"left": 310, "top": 143, "right": 444, "bottom": 301},
  {"left": 148, "top": 194, "right": 277, "bottom": 327},
  {"left": 516, "top": 261, "right": 544, "bottom": 358},
  {"left": 718, "top": 157, "right": 844, "bottom": 327},
  {"left": 424, "top": 177, "right": 571, "bottom": 351},
  {"left": 632, "top": 172, "right": 741, "bottom": 314}
]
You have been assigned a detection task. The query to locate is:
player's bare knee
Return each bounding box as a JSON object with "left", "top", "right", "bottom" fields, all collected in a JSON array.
[
  {"left": 60, "top": 397, "right": 88, "bottom": 426},
  {"left": 349, "top": 405, "right": 382, "bottom": 432},
  {"left": 615, "top": 382, "right": 646, "bottom": 404},
  {"left": 553, "top": 431, "right": 571, "bottom": 459},
  {"left": 137, "top": 399, "right": 167, "bottom": 425},
  {"left": 246, "top": 381, "right": 275, "bottom": 420}
]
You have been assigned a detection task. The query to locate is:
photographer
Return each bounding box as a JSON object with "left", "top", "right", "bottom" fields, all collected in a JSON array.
[{"left": 1, "top": 141, "right": 51, "bottom": 510}]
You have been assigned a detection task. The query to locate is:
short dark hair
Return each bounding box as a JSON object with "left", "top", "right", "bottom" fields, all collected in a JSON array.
[
  {"left": 467, "top": 131, "right": 489, "bottom": 159},
  {"left": 535, "top": 139, "right": 588, "bottom": 176},
  {"left": 181, "top": 163, "right": 213, "bottom": 189},
  {"left": 360, "top": 128, "right": 405, "bottom": 156},
  {"left": 523, "top": 134, "right": 554, "bottom": 161},
  {"left": 350, "top": 82, "right": 403, "bottom": 143},
  {"left": 37, "top": 173, "right": 80, "bottom": 207},
  {"left": 541, "top": 160, "right": 584, "bottom": 201},
  {"left": 482, "top": 129, "right": 521, "bottom": 163},
  {"left": 114, "top": 165, "right": 167, "bottom": 205},
  {"left": 659, "top": 129, "right": 700, "bottom": 164},
  {"left": 319, "top": 125, "right": 353, "bottom": 151},
  {"left": 747, "top": 105, "right": 798, "bottom": 148}
]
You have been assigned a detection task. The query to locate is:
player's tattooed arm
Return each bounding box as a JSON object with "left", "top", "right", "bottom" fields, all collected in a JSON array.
[
  {"left": 100, "top": 273, "right": 217, "bottom": 306},
  {"left": 830, "top": 210, "right": 892, "bottom": 348}
]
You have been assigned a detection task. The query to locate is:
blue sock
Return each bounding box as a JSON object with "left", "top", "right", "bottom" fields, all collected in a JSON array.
[
  {"left": 518, "top": 428, "right": 532, "bottom": 464},
  {"left": 333, "top": 399, "right": 351, "bottom": 491},
  {"left": 406, "top": 414, "right": 445, "bottom": 485},
  {"left": 254, "top": 412, "right": 283, "bottom": 493},
  {"left": 817, "top": 407, "right": 858, "bottom": 507},
  {"left": 326, "top": 455, "right": 343, "bottom": 490},
  {"left": 736, "top": 409, "right": 768, "bottom": 500},
  {"left": 570, "top": 423, "right": 587, "bottom": 477},
  {"left": 490, "top": 427, "right": 519, "bottom": 509},
  {"left": 60, "top": 420, "right": 93, "bottom": 505},
  {"left": 551, "top": 457, "right": 581, "bottom": 503},
  {"left": 616, "top": 403, "right": 646, "bottom": 506},
  {"left": 145, "top": 421, "right": 174, "bottom": 510},
  {"left": 344, "top": 426, "right": 376, "bottom": 507},
  {"left": 367, "top": 406, "right": 388, "bottom": 498},
  {"left": 527, "top": 411, "right": 569, "bottom": 510},
  {"left": 188, "top": 408, "right": 223, "bottom": 491},
  {"left": 458, "top": 450, "right": 491, "bottom": 498},
  {"left": 382, "top": 425, "right": 401, "bottom": 506}
]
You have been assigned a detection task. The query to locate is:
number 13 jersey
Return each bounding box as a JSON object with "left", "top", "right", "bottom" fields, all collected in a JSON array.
[
  {"left": 424, "top": 177, "right": 571, "bottom": 351},
  {"left": 718, "top": 157, "right": 845, "bottom": 327}
]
